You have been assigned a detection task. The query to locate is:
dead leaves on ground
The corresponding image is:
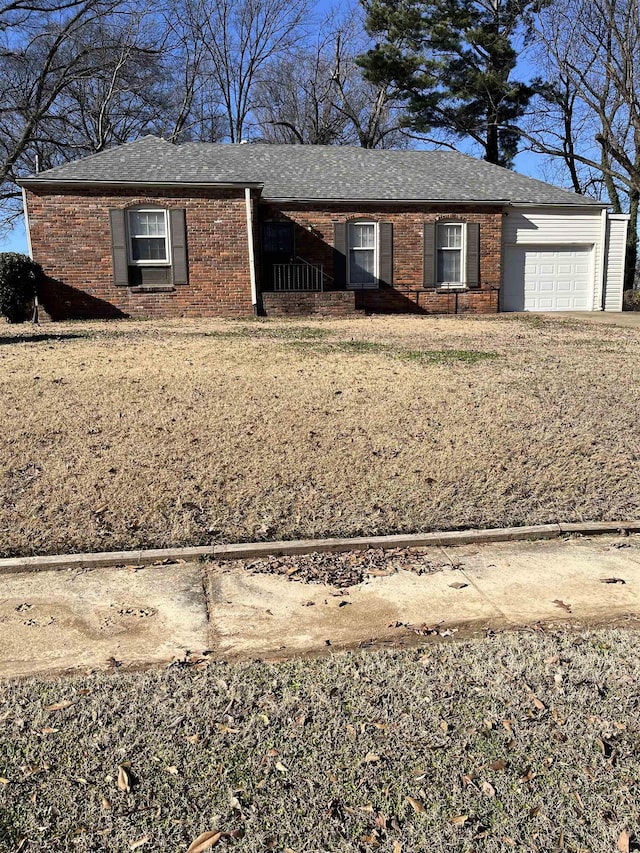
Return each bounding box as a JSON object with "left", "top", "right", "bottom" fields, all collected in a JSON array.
[
  {"left": 117, "top": 764, "right": 133, "bottom": 794},
  {"left": 187, "top": 829, "right": 243, "bottom": 852},
  {"left": 405, "top": 796, "right": 425, "bottom": 814},
  {"left": 45, "top": 701, "right": 73, "bottom": 712}
]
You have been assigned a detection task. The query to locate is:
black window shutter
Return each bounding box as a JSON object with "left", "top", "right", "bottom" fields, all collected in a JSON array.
[
  {"left": 333, "top": 221, "right": 347, "bottom": 287},
  {"left": 109, "top": 209, "right": 129, "bottom": 286},
  {"left": 466, "top": 222, "right": 480, "bottom": 287},
  {"left": 423, "top": 222, "right": 436, "bottom": 287},
  {"left": 170, "top": 208, "right": 188, "bottom": 285},
  {"left": 378, "top": 221, "right": 393, "bottom": 286}
]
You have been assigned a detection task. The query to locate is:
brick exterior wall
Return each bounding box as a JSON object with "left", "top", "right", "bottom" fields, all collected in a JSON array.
[
  {"left": 25, "top": 188, "right": 503, "bottom": 319},
  {"left": 261, "top": 291, "right": 359, "bottom": 316},
  {"left": 25, "top": 186, "right": 256, "bottom": 319},
  {"left": 258, "top": 203, "right": 503, "bottom": 315}
]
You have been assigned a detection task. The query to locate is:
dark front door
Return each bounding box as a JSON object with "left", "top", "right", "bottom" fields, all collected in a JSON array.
[{"left": 262, "top": 221, "right": 294, "bottom": 289}]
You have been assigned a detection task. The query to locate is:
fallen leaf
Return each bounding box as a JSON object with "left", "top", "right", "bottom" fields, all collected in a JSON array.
[
  {"left": 406, "top": 796, "right": 425, "bottom": 814},
  {"left": 40, "top": 728, "right": 58, "bottom": 735},
  {"left": 101, "top": 798, "right": 111, "bottom": 811},
  {"left": 481, "top": 781, "right": 495, "bottom": 798},
  {"left": 490, "top": 759, "right": 507, "bottom": 771},
  {"left": 187, "top": 832, "right": 223, "bottom": 853},
  {"left": 186, "top": 734, "right": 199, "bottom": 744},
  {"left": 532, "top": 695, "right": 546, "bottom": 711},
  {"left": 449, "top": 815, "right": 469, "bottom": 826},
  {"left": 130, "top": 836, "right": 149, "bottom": 850},
  {"left": 0, "top": 778, "right": 9, "bottom": 785},
  {"left": 165, "top": 766, "right": 179, "bottom": 775},
  {"left": 275, "top": 761, "right": 289, "bottom": 773},
  {"left": 187, "top": 830, "right": 243, "bottom": 853},
  {"left": 601, "top": 577, "right": 626, "bottom": 584},
  {"left": 362, "top": 752, "right": 380, "bottom": 764},
  {"left": 617, "top": 830, "right": 630, "bottom": 853},
  {"left": 553, "top": 599, "right": 572, "bottom": 613},
  {"left": 393, "top": 843, "right": 402, "bottom": 853},
  {"left": 117, "top": 765, "right": 132, "bottom": 794},
  {"left": 216, "top": 724, "right": 238, "bottom": 735},
  {"left": 449, "top": 582, "right": 468, "bottom": 589},
  {"left": 46, "top": 701, "right": 73, "bottom": 712}
]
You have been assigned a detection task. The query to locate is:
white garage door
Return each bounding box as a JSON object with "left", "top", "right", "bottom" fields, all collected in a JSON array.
[{"left": 503, "top": 246, "right": 593, "bottom": 312}]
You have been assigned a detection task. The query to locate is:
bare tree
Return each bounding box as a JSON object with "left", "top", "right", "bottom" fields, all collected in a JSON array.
[
  {"left": 254, "top": 7, "right": 409, "bottom": 148},
  {"left": 181, "top": 0, "right": 310, "bottom": 143},
  {"left": 523, "top": 0, "right": 640, "bottom": 286}
]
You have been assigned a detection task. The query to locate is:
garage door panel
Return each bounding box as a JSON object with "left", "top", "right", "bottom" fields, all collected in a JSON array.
[{"left": 503, "top": 245, "right": 593, "bottom": 312}]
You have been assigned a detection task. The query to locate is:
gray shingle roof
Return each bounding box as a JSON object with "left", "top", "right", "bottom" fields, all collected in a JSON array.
[{"left": 20, "top": 135, "right": 602, "bottom": 206}]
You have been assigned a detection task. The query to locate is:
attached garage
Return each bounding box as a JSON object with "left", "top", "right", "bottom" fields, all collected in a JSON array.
[
  {"left": 502, "top": 206, "right": 628, "bottom": 313},
  {"left": 503, "top": 245, "right": 593, "bottom": 312}
]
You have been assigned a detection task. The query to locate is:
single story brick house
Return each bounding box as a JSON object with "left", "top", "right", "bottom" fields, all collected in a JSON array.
[{"left": 18, "top": 136, "right": 629, "bottom": 318}]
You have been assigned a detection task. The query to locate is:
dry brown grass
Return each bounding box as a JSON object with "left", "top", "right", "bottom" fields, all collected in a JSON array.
[
  {"left": 1, "top": 314, "right": 640, "bottom": 557},
  {"left": 2, "top": 629, "right": 640, "bottom": 851}
]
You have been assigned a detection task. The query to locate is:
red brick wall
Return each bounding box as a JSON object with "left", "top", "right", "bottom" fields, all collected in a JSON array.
[
  {"left": 262, "top": 291, "right": 359, "bottom": 317},
  {"left": 25, "top": 186, "right": 255, "bottom": 319},
  {"left": 259, "top": 203, "right": 503, "bottom": 315},
  {"left": 26, "top": 188, "right": 503, "bottom": 319}
]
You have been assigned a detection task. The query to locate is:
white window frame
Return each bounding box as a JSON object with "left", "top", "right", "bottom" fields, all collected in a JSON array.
[
  {"left": 436, "top": 221, "right": 466, "bottom": 289},
  {"left": 127, "top": 208, "right": 171, "bottom": 266},
  {"left": 347, "top": 220, "right": 378, "bottom": 289}
]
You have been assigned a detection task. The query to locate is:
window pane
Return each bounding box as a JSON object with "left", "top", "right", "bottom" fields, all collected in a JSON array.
[
  {"left": 129, "top": 211, "right": 166, "bottom": 237},
  {"left": 437, "top": 249, "right": 461, "bottom": 282},
  {"left": 349, "top": 248, "right": 375, "bottom": 284},
  {"left": 437, "top": 223, "right": 462, "bottom": 249},
  {"left": 350, "top": 223, "right": 375, "bottom": 249},
  {"left": 131, "top": 236, "right": 167, "bottom": 261}
]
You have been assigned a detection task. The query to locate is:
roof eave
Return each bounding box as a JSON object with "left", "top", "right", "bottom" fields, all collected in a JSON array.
[
  {"left": 261, "top": 196, "right": 511, "bottom": 205},
  {"left": 508, "top": 200, "right": 607, "bottom": 209},
  {"left": 18, "top": 178, "right": 264, "bottom": 190}
]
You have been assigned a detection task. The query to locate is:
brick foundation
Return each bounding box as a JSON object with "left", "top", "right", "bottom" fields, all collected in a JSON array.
[{"left": 261, "top": 291, "right": 359, "bottom": 316}]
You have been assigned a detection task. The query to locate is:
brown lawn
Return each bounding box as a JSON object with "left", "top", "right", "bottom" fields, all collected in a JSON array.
[{"left": 1, "top": 313, "right": 639, "bottom": 557}]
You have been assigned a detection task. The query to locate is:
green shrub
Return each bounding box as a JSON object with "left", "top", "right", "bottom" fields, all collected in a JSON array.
[{"left": 0, "top": 252, "right": 42, "bottom": 323}]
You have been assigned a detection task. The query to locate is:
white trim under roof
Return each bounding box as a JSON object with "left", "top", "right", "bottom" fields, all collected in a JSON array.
[
  {"left": 17, "top": 179, "right": 264, "bottom": 190},
  {"left": 263, "top": 197, "right": 511, "bottom": 205},
  {"left": 508, "top": 201, "right": 607, "bottom": 209}
]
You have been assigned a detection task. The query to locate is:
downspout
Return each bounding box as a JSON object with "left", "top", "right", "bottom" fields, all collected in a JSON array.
[
  {"left": 21, "top": 187, "right": 33, "bottom": 258},
  {"left": 22, "top": 187, "right": 38, "bottom": 323},
  {"left": 599, "top": 207, "right": 608, "bottom": 311},
  {"left": 244, "top": 187, "right": 258, "bottom": 315}
]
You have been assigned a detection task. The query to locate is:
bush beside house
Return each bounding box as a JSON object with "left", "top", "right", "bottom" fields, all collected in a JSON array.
[{"left": 0, "top": 252, "right": 41, "bottom": 322}]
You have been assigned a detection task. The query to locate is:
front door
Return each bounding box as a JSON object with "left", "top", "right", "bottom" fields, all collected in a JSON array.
[{"left": 262, "top": 221, "right": 294, "bottom": 289}]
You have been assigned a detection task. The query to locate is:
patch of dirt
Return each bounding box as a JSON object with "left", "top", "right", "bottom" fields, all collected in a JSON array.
[{"left": 237, "top": 547, "right": 447, "bottom": 588}]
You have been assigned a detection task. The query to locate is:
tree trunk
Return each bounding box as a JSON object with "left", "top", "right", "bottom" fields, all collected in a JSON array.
[{"left": 485, "top": 119, "right": 500, "bottom": 165}]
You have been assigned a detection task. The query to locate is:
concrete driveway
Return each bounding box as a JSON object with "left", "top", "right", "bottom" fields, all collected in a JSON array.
[
  {"left": 548, "top": 311, "right": 640, "bottom": 328},
  {"left": 1, "top": 533, "right": 640, "bottom": 677}
]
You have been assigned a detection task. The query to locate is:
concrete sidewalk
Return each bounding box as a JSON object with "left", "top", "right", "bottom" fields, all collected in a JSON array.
[{"left": 1, "top": 533, "right": 640, "bottom": 678}]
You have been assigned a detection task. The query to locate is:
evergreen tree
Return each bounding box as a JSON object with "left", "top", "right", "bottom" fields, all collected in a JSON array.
[{"left": 359, "top": 0, "right": 544, "bottom": 167}]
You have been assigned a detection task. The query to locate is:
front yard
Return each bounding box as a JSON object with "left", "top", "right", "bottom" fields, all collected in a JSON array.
[
  {"left": 1, "top": 314, "right": 640, "bottom": 557},
  {"left": 1, "top": 629, "right": 639, "bottom": 851}
]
